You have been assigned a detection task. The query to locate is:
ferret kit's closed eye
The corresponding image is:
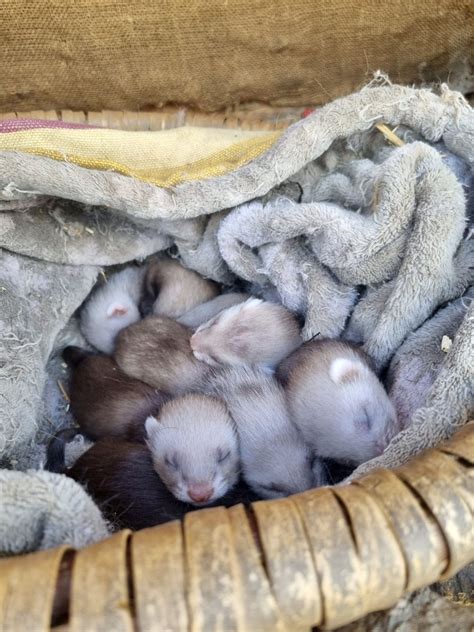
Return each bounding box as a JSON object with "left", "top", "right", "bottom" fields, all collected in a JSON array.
[{"left": 190, "top": 298, "right": 303, "bottom": 369}]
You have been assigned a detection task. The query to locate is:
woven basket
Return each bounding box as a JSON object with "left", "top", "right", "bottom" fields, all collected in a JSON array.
[
  {"left": 0, "top": 420, "right": 472, "bottom": 631},
  {"left": 1, "top": 1, "right": 474, "bottom": 629}
]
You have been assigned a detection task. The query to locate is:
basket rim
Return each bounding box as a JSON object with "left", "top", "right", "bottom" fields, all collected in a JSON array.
[{"left": 1, "top": 421, "right": 472, "bottom": 631}]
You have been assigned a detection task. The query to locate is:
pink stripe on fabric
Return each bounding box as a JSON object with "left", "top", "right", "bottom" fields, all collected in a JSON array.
[{"left": 0, "top": 118, "right": 100, "bottom": 133}]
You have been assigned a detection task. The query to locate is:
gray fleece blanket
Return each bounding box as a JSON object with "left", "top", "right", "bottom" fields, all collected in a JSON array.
[{"left": 0, "top": 81, "right": 473, "bottom": 554}]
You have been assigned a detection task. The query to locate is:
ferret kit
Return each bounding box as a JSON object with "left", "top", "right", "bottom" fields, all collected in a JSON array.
[{"left": 1, "top": 83, "right": 473, "bottom": 573}]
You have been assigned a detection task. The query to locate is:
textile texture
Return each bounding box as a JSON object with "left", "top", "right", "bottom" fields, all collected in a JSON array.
[{"left": 0, "top": 1, "right": 472, "bottom": 112}]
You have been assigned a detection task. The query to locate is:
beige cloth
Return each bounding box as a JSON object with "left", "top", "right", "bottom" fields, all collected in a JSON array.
[{"left": 0, "top": 1, "right": 472, "bottom": 113}]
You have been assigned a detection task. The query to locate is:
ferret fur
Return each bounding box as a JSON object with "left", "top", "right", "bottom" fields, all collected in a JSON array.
[
  {"left": 66, "top": 438, "right": 257, "bottom": 530},
  {"left": 177, "top": 293, "right": 250, "bottom": 329},
  {"left": 63, "top": 346, "right": 167, "bottom": 442},
  {"left": 67, "top": 439, "right": 190, "bottom": 529},
  {"left": 145, "top": 393, "right": 239, "bottom": 505},
  {"left": 80, "top": 266, "right": 145, "bottom": 354},
  {"left": 387, "top": 291, "right": 472, "bottom": 429},
  {"left": 46, "top": 428, "right": 85, "bottom": 473},
  {"left": 114, "top": 316, "right": 209, "bottom": 395},
  {"left": 278, "top": 339, "right": 399, "bottom": 465},
  {"left": 142, "top": 257, "right": 219, "bottom": 319},
  {"left": 200, "top": 366, "right": 314, "bottom": 498},
  {"left": 190, "top": 298, "right": 302, "bottom": 370}
]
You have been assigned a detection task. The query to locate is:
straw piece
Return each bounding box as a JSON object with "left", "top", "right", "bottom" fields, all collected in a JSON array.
[
  {"left": 57, "top": 380, "right": 70, "bottom": 403},
  {"left": 375, "top": 123, "right": 405, "bottom": 146}
]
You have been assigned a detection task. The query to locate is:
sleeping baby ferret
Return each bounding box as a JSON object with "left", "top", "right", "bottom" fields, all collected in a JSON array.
[
  {"left": 201, "top": 366, "right": 315, "bottom": 498},
  {"left": 145, "top": 393, "right": 239, "bottom": 505},
  {"left": 114, "top": 316, "right": 208, "bottom": 395},
  {"left": 142, "top": 256, "right": 219, "bottom": 318},
  {"left": 65, "top": 438, "right": 258, "bottom": 531},
  {"left": 68, "top": 439, "right": 190, "bottom": 529},
  {"left": 190, "top": 298, "right": 302, "bottom": 370},
  {"left": 177, "top": 293, "right": 250, "bottom": 329},
  {"left": 278, "top": 339, "right": 399, "bottom": 465},
  {"left": 80, "top": 266, "right": 145, "bottom": 354},
  {"left": 63, "top": 346, "right": 167, "bottom": 442}
]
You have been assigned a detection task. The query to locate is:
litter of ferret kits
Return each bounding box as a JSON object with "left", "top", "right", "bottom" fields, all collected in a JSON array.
[
  {"left": 46, "top": 257, "right": 398, "bottom": 525},
  {"left": 0, "top": 83, "right": 472, "bottom": 554},
  {"left": 40, "top": 248, "right": 471, "bottom": 536}
]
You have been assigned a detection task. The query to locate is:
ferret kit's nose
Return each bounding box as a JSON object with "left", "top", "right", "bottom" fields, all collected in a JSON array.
[{"left": 187, "top": 483, "right": 214, "bottom": 503}]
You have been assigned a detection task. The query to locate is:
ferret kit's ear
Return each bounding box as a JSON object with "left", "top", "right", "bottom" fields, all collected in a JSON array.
[
  {"left": 329, "top": 358, "right": 363, "bottom": 385},
  {"left": 145, "top": 415, "right": 159, "bottom": 441},
  {"left": 106, "top": 303, "right": 129, "bottom": 318}
]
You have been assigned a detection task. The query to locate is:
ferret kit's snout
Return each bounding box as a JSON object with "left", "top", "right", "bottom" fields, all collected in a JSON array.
[{"left": 187, "top": 482, "right": 214, "bottom": 504}]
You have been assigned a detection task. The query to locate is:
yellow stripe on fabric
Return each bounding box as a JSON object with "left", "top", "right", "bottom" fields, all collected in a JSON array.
[{"left": 0, "top": 126, "right": 281, "bottom": 186}]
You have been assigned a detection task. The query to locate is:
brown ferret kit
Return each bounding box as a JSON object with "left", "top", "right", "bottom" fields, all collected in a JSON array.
[
  {"left": 114, "top": 315, "right": 209, "bottom": 395},
  {"left": 142, "top": 256, "right": 219, "bottom": 319},
  {"left": 190, "top": 298, "right": 302, "bottom": 370},
  {"left": 63, "top": 346, "right": 167, "bottom": 442},
  {"left": 278, "top": 339, "right": 399, "bottom": 465},
  {"left": 68, "top": 440, "right": 189, "bottom": 530},
  {"left": 66, "top": 439, "right": 258, "bottom": 531}
]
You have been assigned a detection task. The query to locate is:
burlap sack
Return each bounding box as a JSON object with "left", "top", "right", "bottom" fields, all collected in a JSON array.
[{"left": 0, "top": 1, "right": 472, "bottom": 113}]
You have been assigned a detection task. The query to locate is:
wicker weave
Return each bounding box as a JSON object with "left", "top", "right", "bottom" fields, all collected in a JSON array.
[{"left": 1, "top": 422, "right": 472, "bottom": 631}]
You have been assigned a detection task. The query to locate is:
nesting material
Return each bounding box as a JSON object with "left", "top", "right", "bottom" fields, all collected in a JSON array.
[
  {"left": 374, "top": 123, "right": 405, "bottom": 147},
  {"left": 0, "top": 470, "right": 109, "bottom": 554}
]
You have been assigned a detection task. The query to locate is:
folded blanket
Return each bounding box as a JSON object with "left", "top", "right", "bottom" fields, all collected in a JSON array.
[
  {"left": 0, "top": 470, "right": 109, "bottom": 555},
  {"left": 219, "top": 142, "right": 471, "bottom": 369},
  {"left": 0, "top": 250, "right": 98, "bottom": 469}
]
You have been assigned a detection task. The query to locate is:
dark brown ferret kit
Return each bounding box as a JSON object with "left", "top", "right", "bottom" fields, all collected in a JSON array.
[
  {"left": 67, "top": 439, "right": 259, "bottom": 530},
  {"left": 114, "top": 315, "right": 208, "bottom": 395},
  {"left": 63, "top": 346, "right": 167, "bottom": 442}
]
